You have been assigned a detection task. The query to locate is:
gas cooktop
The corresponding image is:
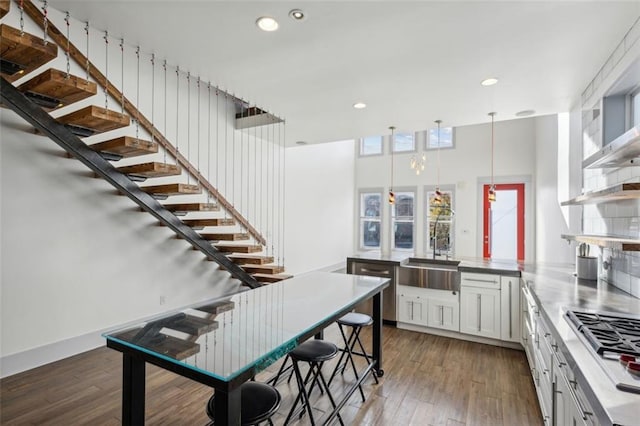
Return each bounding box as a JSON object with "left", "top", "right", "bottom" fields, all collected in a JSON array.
[
  {"left": 565, "top": 309, "right": 640, "bottom": 394},
  {"left": 566, "top": 310, "right": 640, "bottom": 356}
]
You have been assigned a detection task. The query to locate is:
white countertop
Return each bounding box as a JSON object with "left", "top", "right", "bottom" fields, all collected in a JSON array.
[{"left": 523, "top": 264, "right": 640, "bottom": 426}]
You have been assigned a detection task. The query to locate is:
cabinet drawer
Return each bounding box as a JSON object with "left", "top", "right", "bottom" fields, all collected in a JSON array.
[
  {"left": 460, "top": 272, "right": 500, "bottom": 289},
  {"left": 351, "top": 262, "right": 394, "bottom": 278}
]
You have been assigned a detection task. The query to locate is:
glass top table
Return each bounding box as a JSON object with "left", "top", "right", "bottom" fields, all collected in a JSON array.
[{"left": 104, "top": 271, "right": 389, "bottom": 425}]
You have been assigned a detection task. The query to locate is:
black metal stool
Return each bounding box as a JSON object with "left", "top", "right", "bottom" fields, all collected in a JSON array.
[
  {"left": 206, "top": 381, "right": 281, "bottom": 425},
  {"left": 284, "top": 340, "right": 344, "bottom": 426},
  {"left": 328, "top": 312, "right": 379, "bottom": 402}
]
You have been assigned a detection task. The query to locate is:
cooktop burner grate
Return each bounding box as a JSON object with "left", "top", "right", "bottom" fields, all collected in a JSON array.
[{"left": 566, "top": 311, "right": 640, "bottom": 357}]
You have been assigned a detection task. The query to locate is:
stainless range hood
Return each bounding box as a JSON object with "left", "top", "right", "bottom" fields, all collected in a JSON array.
[{"left": 583, "top": 124, "right": 640, "bottom": 169}]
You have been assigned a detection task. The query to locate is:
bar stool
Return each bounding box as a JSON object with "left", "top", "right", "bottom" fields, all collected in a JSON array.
[
  {"left": 284, "top": 340, "right": 344, "bottom": 426},
  {"left": 328, "top": 312, "right": 379, "bottom": 402},
  {"left": 206, "top": 381, "right": 281, "bottom": 425}
]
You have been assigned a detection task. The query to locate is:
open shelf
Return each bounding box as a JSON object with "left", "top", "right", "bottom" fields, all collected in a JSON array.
[
  {"left": 561, "top": 182, "right": 640, "bottom": 205},
  {"left": 561, "top": 234, "right": 640, "bottom": 251},
  {"left": 583, "top": 124, "right": 640, "bottom": 169}
]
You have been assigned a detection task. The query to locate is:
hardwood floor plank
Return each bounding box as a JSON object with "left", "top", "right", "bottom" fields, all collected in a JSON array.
[{"left": 0, "top": 325, "right": 542, "bottom": 425}]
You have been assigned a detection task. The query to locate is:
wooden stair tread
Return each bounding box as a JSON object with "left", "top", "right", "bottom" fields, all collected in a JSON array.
[
  {"left": 56, "top": 105, "right": 130, "bottom": 136},
  {"left": 117, "top": 162, "right": 181, "bottom": 178},
  {"left": 214, "top": 244, "right": 262, "bottom": 254},
  {"left": 0, "top": 24, "right": 58, "bottom": 82},
  {"left": 17, "top": 68, "right": 97, "bottom": 110},
  {"left": 0, "top": 1, "right": 10, "bottom": 19},
  {"left": 201, "top": 233, "right": 250, "bottom": 241},
  {"left": 181, "top": 218, "right": 235, "bottom": 228},
  {"left": 164, "top": 203, "right": 220, "bottom": 213},
  {"left": 169, "top": 315, "right": 218, "bottom": 336},
  {"left": 113, "top": 328, "right": 200, "bottom": 361},
  {"left": 228, "top": 254, "right": 274, "bottom": 265},
  {"left": 253, "top": 273, "right": 293, "bottom": 283},
  {"left": 242, "top": 264, "right": 285, "bottom": 274},
  {"left": 141, "top": 183, "right": 200, "bottom": 196},
  {"left": 195, "top": 300, "right": 235, "bottom": 316},
  {"left": 89, "top": 136, "right": 158, "bottom": 158}
]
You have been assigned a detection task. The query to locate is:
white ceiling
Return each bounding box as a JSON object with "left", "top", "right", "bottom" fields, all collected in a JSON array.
[{"left": 48, "top": 0, "right": 640, "bottom": 146}]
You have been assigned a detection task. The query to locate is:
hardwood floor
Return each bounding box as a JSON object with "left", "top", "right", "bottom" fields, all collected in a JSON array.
[{"left": 0, "top": 325, "right": 542, "bottom": 425}]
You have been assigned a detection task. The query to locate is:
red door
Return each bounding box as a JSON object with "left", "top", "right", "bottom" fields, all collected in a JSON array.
[{"left": 483, "top": 183, "right": 525, "bottom": 260}]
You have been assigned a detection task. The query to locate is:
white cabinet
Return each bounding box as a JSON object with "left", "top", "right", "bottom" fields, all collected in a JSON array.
[
  {"left": 397, "top": 286, "right": 459, "bottom": 331},
  {"left": 460, "top": 286, "right": 501, "bottom": 339},
  {"left": 500, "top": 276, "right": 521, "bottom": 342},
  {"left": 398, "top": 293, "right": 428, "bottom": 326},
  {"left": 427, "top": 295, "right": 459, "bottom": 332}
]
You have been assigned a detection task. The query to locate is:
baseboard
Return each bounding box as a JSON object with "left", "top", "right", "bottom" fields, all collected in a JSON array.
[
  {"left": 1, "top": 329, "right": 105, "bottom": 378},
  {"left": 397, "top": 322, "right": 523, "bottom": 351}
]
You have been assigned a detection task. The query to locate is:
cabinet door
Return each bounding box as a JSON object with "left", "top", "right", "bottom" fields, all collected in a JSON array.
[
  {"left": 460, "top": 287, "right": 501, "bottom": 339},
  {"left": 553, "top": 357, "right": 570, "bottom": 426},
  {"left": 427, "top": 298, "right": 460, "bottom": 332},
  {"left": 500, "top": 277, "right": 521, "bottom": 342},
  {"left": 398, "top": 294, "right": 428, "bottom": 326}
]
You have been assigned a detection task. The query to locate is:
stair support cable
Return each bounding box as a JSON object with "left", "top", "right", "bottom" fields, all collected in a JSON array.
[
  {"left": 0, "top": 77, "right": 261, "bottom": 289},
  {"left": 21, "top": 0, "right": 268, "bottom": 244}
]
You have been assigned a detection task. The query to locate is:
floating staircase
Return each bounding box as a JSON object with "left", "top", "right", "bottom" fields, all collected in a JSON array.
[
  {"left": 0, "top": 23, "right": 57, "bottom": 81},
  {"left": 1, "top": 13, "right": 289, "bottom": 288},
  {"left": 17, "top": 68, "right": 97, "bottom": 110}
]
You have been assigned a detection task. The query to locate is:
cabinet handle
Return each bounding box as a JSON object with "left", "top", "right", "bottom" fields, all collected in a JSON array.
[
  {"left": 477, "top": 294, "right": 481, "bottom": 332},
  {"left": 410, "top": 301, "right": 414, "bottom": 321},
  {"left": 440, "top": 305, "right": 444, "bottom": 325},
  {"left": 359, "top": 267, "right": 390, "bottom": 275},
  {"left": 465, "top": 277, "right": 498, "bottom": 284},
  {"left": 565, "top": 377, "right": 593, "bottom": 420},
  {"left": 508, "top": 281, "right": 513, "bottom": 338}
]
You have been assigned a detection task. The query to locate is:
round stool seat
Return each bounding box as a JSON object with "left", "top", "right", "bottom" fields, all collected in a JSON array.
[
  {"left": 206, "top": 381, "right": 281, "bottom": 425},
  {"left": 290, "top": 340, "right": 338, "bottom": 363},
  {"left": 337, "top": 312, "right": 373, "bottom": 327}
]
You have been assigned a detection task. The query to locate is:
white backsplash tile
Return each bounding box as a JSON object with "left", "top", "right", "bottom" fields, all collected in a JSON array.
[{"left": 631, "top": 276, "right": 640, "bottom": 298}]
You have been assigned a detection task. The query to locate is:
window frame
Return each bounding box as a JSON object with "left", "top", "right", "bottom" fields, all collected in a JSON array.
[
  {"left": 358, "top": 188, "right": 383, "bottom": 250},
  {"left": 424, "top": 126, "right": 456, "bottom": 150},
  {"left": 390, "top": 131, "right": 417, "bottom": 154},
  {"left": 390, "top": 188, "right": 416, "bottom": 251},
  {"left": 424, "top": 185, "right": 455, "bottom": 256},
  {"left": 359, "top": 135, "right": 384, "bottom": 157}
]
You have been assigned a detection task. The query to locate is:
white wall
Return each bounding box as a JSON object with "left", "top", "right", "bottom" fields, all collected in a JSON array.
[
  {"left": 535, "top": 114, "right": 573, "bottom": 263},
  {"left": 0, "top": 108, "right": 242, "bottom": 376},
  {"left": 284, "top": 140, "right": 355, "bottom": 274},
  {"left": 355, "top": 118, "right": 537, "bottom": 260}
]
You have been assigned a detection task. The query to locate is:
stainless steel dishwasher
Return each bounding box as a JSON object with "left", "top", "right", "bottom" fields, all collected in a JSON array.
[{"left": 346, "top": 259, "right": 397, "bottom": 324}]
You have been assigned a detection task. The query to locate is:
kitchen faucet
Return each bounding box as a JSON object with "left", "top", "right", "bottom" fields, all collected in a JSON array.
[{"left": 432, "top": 206, "right": 455, "bottom": 260}]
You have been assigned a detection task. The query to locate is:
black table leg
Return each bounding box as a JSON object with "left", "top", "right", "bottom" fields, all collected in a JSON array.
[
  {"left": 122, "top": 354, "right": 145, "bottom": 426},
  {"left": 213, "top": 386, "right": 242, "bottom": 425},
  {"left": 372, "top": 290, "right": 384, "bottom": 377},
  {"left": 314, "top": 330, "right": 324, "bottom": 339}
]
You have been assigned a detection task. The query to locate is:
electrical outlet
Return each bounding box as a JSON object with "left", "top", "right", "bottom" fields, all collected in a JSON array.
[{"left": 159, "top": 295, "right": 166, "bottom": 305}]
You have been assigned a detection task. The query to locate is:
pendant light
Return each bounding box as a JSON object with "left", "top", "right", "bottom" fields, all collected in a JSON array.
[
  {"left": 389, "top": 126, "right": 396, "bottom": 205},
  {"left": 488, "top": 112, "right": 497, "bottom": 202},
  {"left": 434, "top": 119, "right": 443, "bottom": 203}
]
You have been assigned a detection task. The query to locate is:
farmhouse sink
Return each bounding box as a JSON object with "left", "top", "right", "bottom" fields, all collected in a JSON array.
[{"left": 399, "top": 257, "right": 461, "bottom": 291}]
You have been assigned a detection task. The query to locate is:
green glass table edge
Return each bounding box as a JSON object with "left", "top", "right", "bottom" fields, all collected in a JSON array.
[{"left": 102, "top": 276, "right": 389, "bottom": 382}]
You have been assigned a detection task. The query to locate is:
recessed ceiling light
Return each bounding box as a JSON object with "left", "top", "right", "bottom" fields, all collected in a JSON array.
[
  {"left": 515, "top": 109, "right": 536, "bottom": 117},
  {"left": 289, "top": 9, "right": 305, "bottom": 21},
  {"left": 481, "top": 77, "right": 499, "bottom": 86},
  {"left": 256, "top": 16, "right": 279, "bottom": 32},
  {"left": 295, "top": 141, "right": 307, "bottom": 145},
  {"left": 353, "top": 102, "right": 367, "bottom": 109}
]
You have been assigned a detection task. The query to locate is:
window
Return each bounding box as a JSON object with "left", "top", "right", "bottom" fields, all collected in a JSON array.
[
  {"left": 392, "top": 131, "right": 415, "bottom": 153},
  {"left": 426, "top": 126, "right": 454, "bottom": 149},
  {"left": 392, "top": 191, "right": 415, "bottom": 250},
  {"left": 425, "top": 188, "right": 454, "bottom": 256},
  {"left": 360, "top": 136, "right": 383, "bottom": 156},
  {"left": 359, "top": 191, "right": 382, "bottom": 249}
]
